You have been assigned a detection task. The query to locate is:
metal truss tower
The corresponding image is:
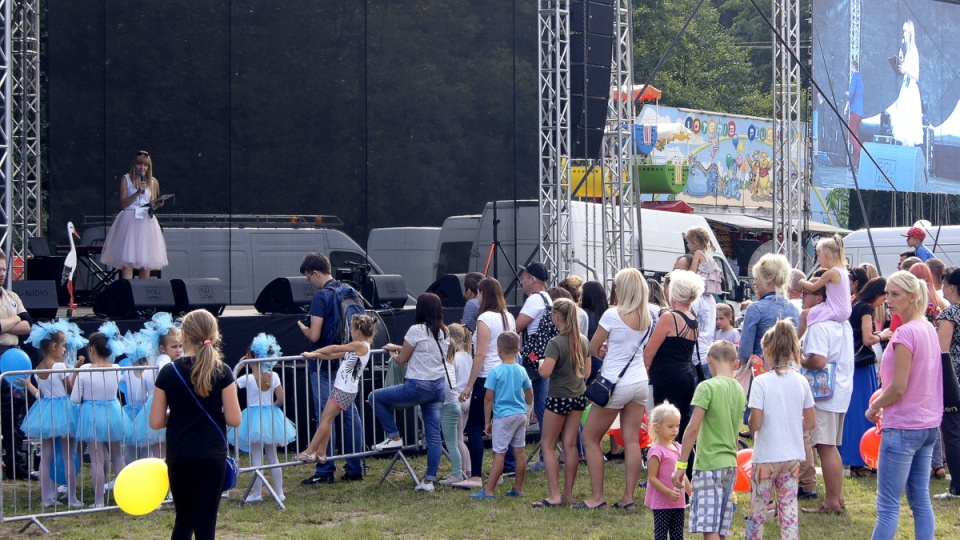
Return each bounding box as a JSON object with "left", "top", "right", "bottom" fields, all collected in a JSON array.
[
  {"left": 0, "top": 0, "right": 42, "bottom": 273},
  {"left": 538, "top": 0, "right": 572, "bottom": 284},
  {"left": 600, "top": 0, "right": 636, "bottom": 283},
  {"left": 771, "top": 0, "right": 807, "bottom": 267}
]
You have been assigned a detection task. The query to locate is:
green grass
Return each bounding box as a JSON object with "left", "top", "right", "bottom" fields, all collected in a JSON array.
[{"left": 2, "top": 446, "right": 959, "bottom": 539}]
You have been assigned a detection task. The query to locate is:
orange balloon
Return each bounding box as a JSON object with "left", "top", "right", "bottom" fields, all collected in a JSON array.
[
  {"left": 860, "top": 426, "right": 882, "bottom": 469},
  {"left": 610, "top": 428, "right": 624, "bottom": 447},
  {"left": 734, "top": 448, "right": 753, "bottom": 492},
  {"left": 869, "top": 389, "right": 882, "bottom": 407},
  {"left": 640, "top": 412, "right": 650, "bottom": 449}
]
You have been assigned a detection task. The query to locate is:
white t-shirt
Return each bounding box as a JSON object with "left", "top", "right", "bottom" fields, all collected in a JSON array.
[
  {"left": 34, "top": 363, "right": 69, "bottom": 398},
  {"left": 598, "top": 308, "right": 651, "bottom": 386},
  {"left": 156, "top": 354, "right": 173, "bottom": 372},
  {"left": 403, "top": 324, "right": 450, "bottom": 381},
  {"left": 749, "top": 369, "right": 814, "bottom": 463},
  {"left": 71, "top": 365, "right": 121, "bottom": 403},
  {"left": 453, "top": 350, "right": 473, "bottom": 396},
  {"left": 476, "top": 310, "right": 517, "bottom": 378},
  {"left": 122, "top": 367, "right": 157, "bottom": 407},
  {"left": 334, "top": 343, "right": 371, "bottom": 394},
  {"left": 801, "top": 319, "right": 855, "bottom": 413},
  {"left": 237, "top": 372, "right": 279, "bottom": 407},
  {"left": 577, "top": 307, "right": 589, "bottom": 337},
  {"left": 692, "top": 295, "right": 716, "bottom": 366},
  {"left": 520, "top": 291, "right": 551, "bottom": 335}
]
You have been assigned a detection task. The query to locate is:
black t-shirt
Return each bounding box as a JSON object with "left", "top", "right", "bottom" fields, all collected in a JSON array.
[
  {"left": 155, "top": 357, "right": 235, "bottom": 464},
  {"left": 849, "top": 301, "right": 874, "bottom": 352}
]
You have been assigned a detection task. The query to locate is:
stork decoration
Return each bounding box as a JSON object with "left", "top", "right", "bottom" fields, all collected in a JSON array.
[{"left": 61, "top": 222, "right": 81, "bottom": 316}]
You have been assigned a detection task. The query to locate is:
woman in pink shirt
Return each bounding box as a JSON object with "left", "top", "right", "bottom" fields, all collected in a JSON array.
[{"left": 866, "top": 271, "right": 942, "bottom": 540}]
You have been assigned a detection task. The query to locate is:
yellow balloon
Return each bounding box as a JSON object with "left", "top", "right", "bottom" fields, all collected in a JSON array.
[
  {"left": 114, "top": 458, "right": 169, "bottom": 515},
  {"left": 738, "top": 141, "right": 745, "bottom": 154}
]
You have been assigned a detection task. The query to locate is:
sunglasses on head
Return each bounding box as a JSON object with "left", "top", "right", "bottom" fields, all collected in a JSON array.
[{"left": 137, "top": 150, "right": 150, "bottom": 157}]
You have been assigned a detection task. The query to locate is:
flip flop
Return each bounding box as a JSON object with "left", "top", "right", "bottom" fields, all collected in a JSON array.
[
  {"left": 801, "top": 504, "right": 844, "bottom": 514},
  {"left": 532, "top": 499, "right": 562, "bottom": 508},
  {"left": 506, "top": 489, "right": 525, "bottom": 497},
  {"left": 611, "top": 501, "right": 637, "bottom": 510},
  {"left": 471, "top": 490, "right": 496, "bottom": 500},
  {"left": 572, "top": 501, "right": 607, "bottom": 510}
]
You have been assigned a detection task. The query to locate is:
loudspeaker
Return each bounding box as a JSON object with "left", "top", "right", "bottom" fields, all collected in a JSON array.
[
  {"left": 255, "top": 276, "right": 315, "bottom": 314},
  {"left": 12, "top": 281, "right": 59, "bottom": 320},
  {"left": 93, "top": 279, "right": 176, "bottom": 319},
  {"left": 362, "top": 274, "right": 407, "bottom": 310},
  {"left": 569, "top": 0, "right": 614, "bottom": 159},
  {"left": 857, "top": 142, "right": 926, "bottom": 191},
  {"left": 171, "top": 278, "right": 227, "bottom": 316},
  {"left": 426, "top": 274, "right": 466, "bottom": 308}
]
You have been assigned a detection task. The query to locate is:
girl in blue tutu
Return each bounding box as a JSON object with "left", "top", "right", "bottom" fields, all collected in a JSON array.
[
  {"left": 70, "top": 323, "right": 130, "bottom": 508},
  {"left": 22, "top": 321, "right": 82, "bottom": 509},
  {"left": 227, "top": 333, "right": 295, "bottom": 503},
  {"left": 132, "top": 312, "right": 182, "bottom": 459},
  {"left": 297, "top": 315, "right": 375, "bottom": 465},
  {"left": 120, "top": 330, "right": 157, "bottom": 460}
]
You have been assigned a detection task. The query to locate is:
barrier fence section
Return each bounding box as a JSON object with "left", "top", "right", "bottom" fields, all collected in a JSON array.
[
  {"left": 0, "top": 365, "right": 161, "bottom": 534},
  {"left": 0, "top": 351, "right": 427, "bottom": 532},
  {"left": 231, "top": 351, "right": 426, "bottom": 509}
]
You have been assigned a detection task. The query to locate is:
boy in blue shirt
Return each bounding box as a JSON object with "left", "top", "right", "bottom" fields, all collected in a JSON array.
[{"left": 472, "top": 331, "right": 533, "bottom": 499}]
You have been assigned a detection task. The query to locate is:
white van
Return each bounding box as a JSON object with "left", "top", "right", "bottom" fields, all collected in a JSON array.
[
  {"left": 843, "top": 225, "right": 960, "bottom": 276},
  {"left": 367, "top": 227, "right": 441, "bottom": 296}
]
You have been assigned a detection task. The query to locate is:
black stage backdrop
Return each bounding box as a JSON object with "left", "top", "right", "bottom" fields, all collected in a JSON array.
[{"left": 45, "top": 1, "right": 538, "bottom": 246}]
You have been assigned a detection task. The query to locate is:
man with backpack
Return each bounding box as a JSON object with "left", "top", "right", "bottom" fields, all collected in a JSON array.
[
  {"left": 297, "top": 252, "right": 365, "bottom": 485},
  {"left": 516, "top": 262, "right": 558, "bottom": 472}
]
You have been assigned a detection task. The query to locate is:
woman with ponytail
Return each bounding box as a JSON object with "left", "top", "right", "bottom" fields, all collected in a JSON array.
[{"left": 151, "top": 310, "right": 240, "bottom": 540}]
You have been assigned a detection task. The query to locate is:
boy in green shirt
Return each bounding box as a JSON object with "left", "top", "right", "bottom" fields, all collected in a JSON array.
[{"left": 673, "top": 340, "right": 746, "bottom": 539}]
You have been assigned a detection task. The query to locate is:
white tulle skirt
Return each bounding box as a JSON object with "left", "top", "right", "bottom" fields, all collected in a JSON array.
[{"left": 100, "top": 209, "right": 168, "bottom": 270}]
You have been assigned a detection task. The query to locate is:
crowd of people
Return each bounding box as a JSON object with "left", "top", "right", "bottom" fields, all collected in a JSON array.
[{"left": 2, "top": 222, "right": 957, "bottom": 538}]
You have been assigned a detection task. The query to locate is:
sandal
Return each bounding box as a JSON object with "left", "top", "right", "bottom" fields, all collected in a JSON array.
[
  {"left": 572, "top": 501, "right": 607, "bottom": 510},
  {"left": 532, "top": 499, "right": 562, "bottom": 508},
  {"left": 801, "top": 504, "right": 844, "bottom": 514},
  {"left": 611, "top": 501, "right": 637, "bottom": 510},
  {"left": 849, "top": 466, "right": 876, "bottom": 478},
  {"left": 932, "top": 466, "right": 947, "bottom": 479},
  {"left": 297, "top": 451, "right": 319, "bottom": 463}
]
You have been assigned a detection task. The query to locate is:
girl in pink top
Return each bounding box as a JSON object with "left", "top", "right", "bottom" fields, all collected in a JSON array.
[
  {"left": 644, "top": 401, "right": 691, "bottom": 540},
  {"left": 801, "top": 235, "right": 851, "bottom": 326},
  {"left": 866, "top": 270, "right": 942, "bottom": 540}
]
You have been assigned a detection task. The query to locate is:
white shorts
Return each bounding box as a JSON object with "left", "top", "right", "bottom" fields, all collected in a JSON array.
[
  {"left": 606, "top": 381, "right": 649, "bottom": 410},
  {"left": 810, "top": 410, "right": 845, "bottom": 447},
  {"left": 491, "top": 413, "right": 527, "bottom": 453}
]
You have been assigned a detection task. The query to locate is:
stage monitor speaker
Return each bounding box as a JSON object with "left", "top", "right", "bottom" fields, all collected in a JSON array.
[
  {"left": 171, "top": 278, "right": 227, "bottom": 316},
  {"left": 254, "top": 276, "right": 315, "bottom": 314},
  {"left": 857, "top": 142, "right": 925, "bottom": 191},
  {"left": 12, "top": 280, "right": 59, "bottom": 320},
  {"left": 93, "top": 279, "right": 176, "bottom": 319},
  {"left": 362, "top": 274, "right": 407, "bottom": 310},
  {"left": 426, "top": 274, "right": 466, "bottom": 308}
]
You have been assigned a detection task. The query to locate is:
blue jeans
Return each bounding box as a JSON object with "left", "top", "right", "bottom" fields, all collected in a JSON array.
[
  {"left": 368, "top": 377, "right": 445, "bottom": 482},
  {"left": 531, "top": 376, "right": 548, "bottom": 461},
  {"left": 872, "top": 427, "right": 938, "bottom": 540},
  {"left": 308, "top": 360, "right": 363, "bottom": 476}
]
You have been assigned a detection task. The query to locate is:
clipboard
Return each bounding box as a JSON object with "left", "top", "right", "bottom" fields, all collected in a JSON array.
[
  {"left": 887, "top": 56, "right": 901, "bottom": 77},
  {"left": 141, "top": 193, "right": 175, "bottom": 207}
]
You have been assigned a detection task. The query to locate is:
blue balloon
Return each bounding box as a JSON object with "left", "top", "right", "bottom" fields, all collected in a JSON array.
[{"left": 0, "top": 348, "right": 31, "bottom": 383}]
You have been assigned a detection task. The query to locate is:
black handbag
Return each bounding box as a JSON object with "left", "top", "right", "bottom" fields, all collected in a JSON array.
[
  {"left": 583, "top": 327, "right": 651, "bottom": 407},
  {"left": 943, "top": 353, "right": 960, "bottom": 413},
  {"left": 854, "top": 343, "right": 878, "bottom": 368},
  {"left": 171, "top": 363, "right": 238, "bottom": 491}
]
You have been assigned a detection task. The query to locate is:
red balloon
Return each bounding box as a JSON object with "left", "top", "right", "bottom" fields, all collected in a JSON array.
[
  {"left": 640, "top": 412, "right": 650, "bottom": 449},
  {"left": 734, "top": 448, "right": 753, "bottom": 492},
  {"left": 610, "top": 428, "right": 624, "bottom": 447},
  {"left": 860, "top": 427, "right": 882, "bottom": 469},
  {"left": 869, "top": 389, "right": 882, "bottom": 407}
]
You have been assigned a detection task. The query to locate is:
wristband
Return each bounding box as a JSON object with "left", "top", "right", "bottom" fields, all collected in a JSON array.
[{"left": 676, "top": 461, "right": 688, "bottom": 470}]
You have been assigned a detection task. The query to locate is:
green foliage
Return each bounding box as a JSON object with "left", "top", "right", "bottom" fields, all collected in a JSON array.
[{"left": 633, "top": 0, "right": 771, "bottom": 117}]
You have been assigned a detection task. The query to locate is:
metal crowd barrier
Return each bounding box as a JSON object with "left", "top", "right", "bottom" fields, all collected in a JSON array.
[
  {"left": 231, "top": 351, "right": 427, "bottom": 509},
  {"left": 0, "top": 352, "right": 430, "bottom": 533},
  {"left": 0, "top": 365, "right": 162, "bottom": 534}
]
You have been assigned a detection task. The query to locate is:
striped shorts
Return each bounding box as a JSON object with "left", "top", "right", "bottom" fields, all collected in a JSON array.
[{"left": 690, "top": 467, "right": 737, "bottom": 536}]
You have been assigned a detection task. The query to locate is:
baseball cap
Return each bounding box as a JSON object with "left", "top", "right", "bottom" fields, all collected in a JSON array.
[
  {"left": 902, "top": 227, "right": 926, "bottom": 242},
  {"left": 520, "top": 262, "right": 549, "bottom": 283}
]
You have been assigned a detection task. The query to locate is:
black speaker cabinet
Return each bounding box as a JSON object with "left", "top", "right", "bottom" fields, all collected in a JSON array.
[
  {"left": 255, "top": 276, "right": 315, "bottom": 314},
  {"left": 171, "top": 278, "right": 227, "bottom": 316},
  {"left": 12, "top": 280, "right": 59, "bottom": 320},
  {"left": 93, "top": 279, "right": 176, "bottom": 319},
  {"left": 426, "top": 274, "right": 466, "bottom": 308},
  {"left": 362, "top": 274, "right": 407, "bottom": 309}
]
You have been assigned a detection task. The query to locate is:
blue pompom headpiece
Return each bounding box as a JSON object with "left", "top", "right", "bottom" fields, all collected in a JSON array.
[
  {"left": 144, "top": 312, "right": 178, "bottom": 351},
  {"left": 97, "top": 321, "right": 127, "bottom": 361},
  {"left": 124, "top": 330, "right": 156, "bottom": 364},
  {"left": 249, "top": 333, "right": 281, "bottom": 372},
  {"left": 25, "top": 321, "right": 64, "bottom": 349},
  {"left": 58, "top": 319, "right": 88, "bottom": 351}
]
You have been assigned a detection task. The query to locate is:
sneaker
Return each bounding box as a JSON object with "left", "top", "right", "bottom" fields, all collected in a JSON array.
[
  {"left": 797, "top": 489, "right": 817, "bottom": 500},
  {"left": 301, "top": 472, "right": 335, "bottom": 485},
  {"left": 104, "top": 481, "right": 115, "bottom": 491},
  {"left": 244, "top": 495, "right": 263, "bottom": 504},
  {"left": 527, "top": 461, "right": 545, "bottom": 472},
  {"left": 416, "top": 482, "right": 435, "bottom": 492},
  {"left": 373, "top": 438, "right": 403, "bottom": 451},
  {"left": 340, "top": 471, "right": 364, "bottom": 482},
  {"left": 438, "top": 474, "right": 466, "bottom": 485},
  {"left": 502, "top": 470, "right": 516, "bottom": 478},
  {"left": 933, "top": 491, "right": 960, "bottom": 500},
  {"left": 471, "top": 490, "right": 496, "bottom": 500}
]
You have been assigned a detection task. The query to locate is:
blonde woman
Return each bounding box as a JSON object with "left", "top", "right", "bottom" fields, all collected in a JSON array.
[{"left": 580, "top": 268, "right": 652, "bottom": 510}]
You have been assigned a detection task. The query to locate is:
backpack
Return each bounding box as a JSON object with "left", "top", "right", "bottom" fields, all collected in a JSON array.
[
  {"left": 324, "top": 282, "right": 367, "bottom": 345},
  {"left": 520, "top": 292, "right": 560, "bottom": 381}
]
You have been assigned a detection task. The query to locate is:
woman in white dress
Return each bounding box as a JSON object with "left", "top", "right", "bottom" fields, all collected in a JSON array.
[
  {"left": 100, "top": 150, "right": 168, "bottom": 279},
  {"left": 888, "top": 19, "right": 924, "bottom": 147}
]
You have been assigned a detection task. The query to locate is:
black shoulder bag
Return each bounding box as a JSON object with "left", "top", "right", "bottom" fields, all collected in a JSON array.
[
  {"left": 583, "top": 326, "right": 652, "bottom": 407},
  {"left": 171, "top": 364, "right": 239, "bottom": 491},
  {"left": 434, "top": 331, "right": 454, "bottom": 390}
]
